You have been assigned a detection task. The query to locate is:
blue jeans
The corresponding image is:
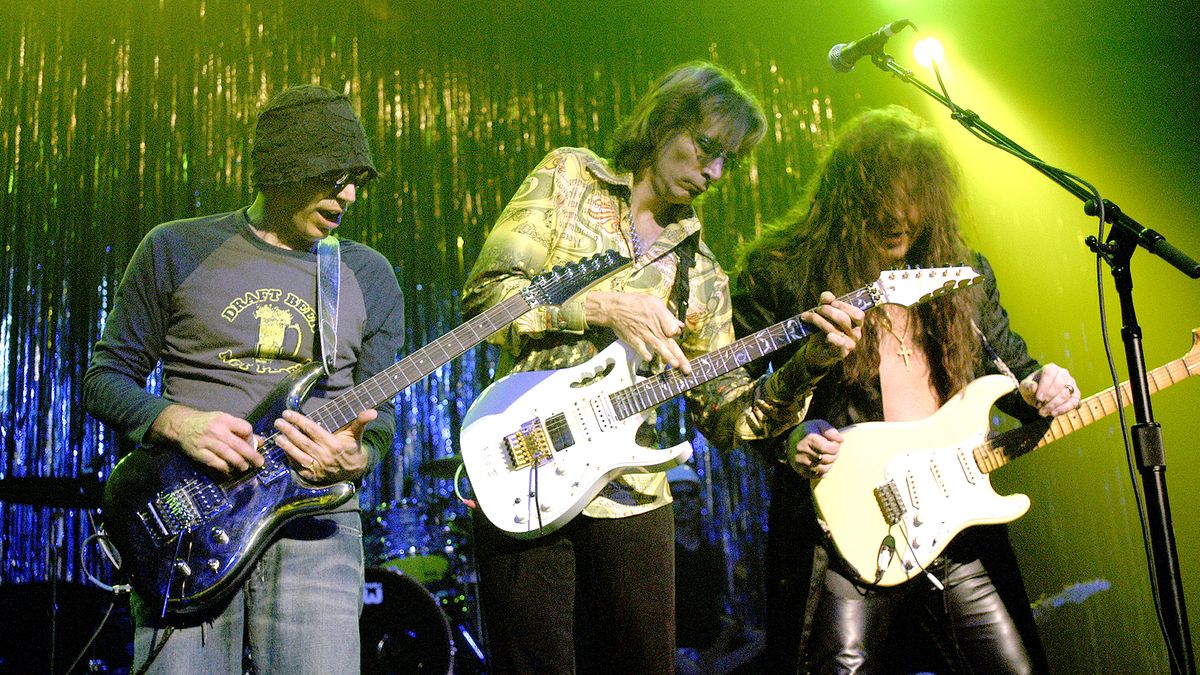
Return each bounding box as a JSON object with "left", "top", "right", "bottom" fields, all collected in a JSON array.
[{"left": 131, "top": 510, "right": 364, "bottom": 674}]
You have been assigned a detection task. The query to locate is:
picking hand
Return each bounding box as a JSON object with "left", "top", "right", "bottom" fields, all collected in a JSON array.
[
  {"left": 150, "top": 405, "right": 263, "bottom": 476},
  {"left": 585, "top": 291, "right": 692, "bottom": 375},
  {"left": 784, "top": 419, "right": 843, "bottom": 479}
]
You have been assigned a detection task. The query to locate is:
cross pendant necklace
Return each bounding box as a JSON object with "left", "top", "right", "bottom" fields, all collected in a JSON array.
[{"left": 881, "top": 312, "right": 913, "bottom": 372}]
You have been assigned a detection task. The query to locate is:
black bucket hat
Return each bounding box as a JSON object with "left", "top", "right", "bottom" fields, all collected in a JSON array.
[{"left": 251, "top": 84, "right": 377, "bottom": 188}]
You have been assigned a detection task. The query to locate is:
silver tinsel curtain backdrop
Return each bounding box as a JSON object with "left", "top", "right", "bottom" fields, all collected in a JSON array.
[
  {"left": 0, "top": 0, "right": 836, "bottom": 648},
  {"left": 2, "top": 1, "right": 1198, "bottom": 672}
]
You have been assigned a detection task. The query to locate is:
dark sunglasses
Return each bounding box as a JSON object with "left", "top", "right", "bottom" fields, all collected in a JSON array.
[
  {"left": 325, "top": 168, "right": 374, "bottom": 194},
  {"left": 690, "top": 131, "right": 741, "bottom": 172}
]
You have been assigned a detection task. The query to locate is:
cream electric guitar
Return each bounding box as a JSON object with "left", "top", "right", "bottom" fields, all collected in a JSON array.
[
  {"left": 814, "top": 326, "right": 1200, "bottom": 587},
  {"left": 461, "top": 266, "right": 982, "bottom": 537}
]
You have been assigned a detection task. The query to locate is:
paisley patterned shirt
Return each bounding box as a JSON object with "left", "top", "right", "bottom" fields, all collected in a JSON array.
[{"left": 463, "top": 147, "right": 810, "bottom": 518}]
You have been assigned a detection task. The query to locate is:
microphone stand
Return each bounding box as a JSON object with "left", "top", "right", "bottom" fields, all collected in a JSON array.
[{"left": 866, "top": 51, "right": 1199, "bottom": 674}]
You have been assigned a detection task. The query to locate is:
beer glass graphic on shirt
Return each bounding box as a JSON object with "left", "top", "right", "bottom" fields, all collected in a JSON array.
[{"left": 254, "top": 305, "right": 302, "bottom": 361}]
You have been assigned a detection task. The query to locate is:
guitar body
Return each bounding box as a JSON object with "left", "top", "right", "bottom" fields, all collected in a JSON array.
[
  {"left": 101, "top": 362, "right": 356, "bottom": 618},
  {"left": 460, "top": 341, "right": 692, "bottom": 538},
  {"left": 813, "top": 375, "right": 1031, "bottom": 587}
]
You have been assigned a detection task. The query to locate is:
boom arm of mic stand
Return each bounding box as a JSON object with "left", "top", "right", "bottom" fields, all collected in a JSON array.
[
  {"left": 868, "top": 50, "right": 1197, "bottom": 674},
  {"left": 869, "top": 53, "right": 1200, "bottom": 279}
]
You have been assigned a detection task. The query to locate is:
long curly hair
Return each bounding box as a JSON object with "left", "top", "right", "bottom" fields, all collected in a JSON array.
[{"left": 739, "top": 105, "right": 981, "bottom": 401}]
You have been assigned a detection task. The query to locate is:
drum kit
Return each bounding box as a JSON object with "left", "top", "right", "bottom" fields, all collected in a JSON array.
[{"left": 360, "top": 454, "right": 488, "bottom": 674}]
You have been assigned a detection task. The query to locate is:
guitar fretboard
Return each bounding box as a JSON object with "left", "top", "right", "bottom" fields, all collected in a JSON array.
[
  {"left": 608, "top": 286, "right": 878, "bottom": 420},
  {"left": 306, "top": 292, "right": 531, "bottom": 434},
  {"left": 294, "top": 249, "right": 629, "bottom": 435},
  {"left": 974, "top": 341, "right": 1200, "bottom": 473}
]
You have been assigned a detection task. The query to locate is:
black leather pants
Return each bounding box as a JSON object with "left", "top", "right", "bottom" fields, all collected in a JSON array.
[{"left": 809, "top": 557, "right": 1034, "bottom": 674}]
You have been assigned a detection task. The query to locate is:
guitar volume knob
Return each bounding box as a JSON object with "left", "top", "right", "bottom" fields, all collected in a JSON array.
[
  {"left": 207, "top": 559, "right": 221, "bottom": 572},
  {"left": 212, "top": 528, "right": 230, "bottom": 545},
  {"left": 174, "top": 560, "right": 192, "bottom": 577}
]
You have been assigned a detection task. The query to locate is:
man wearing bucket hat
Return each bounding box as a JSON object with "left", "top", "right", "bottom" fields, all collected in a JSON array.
[{"left": 84, "top": 84, "right": 404, "bottom": 672}]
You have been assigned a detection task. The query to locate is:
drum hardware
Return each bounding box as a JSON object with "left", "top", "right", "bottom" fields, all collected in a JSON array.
[
  {"left": 419, "top": 454, "right": 464, "bottom": 480},
  {"left": 361, "top": 567, "right": 454, "bottom": 674},
  {"left": 0, "top": 474, "right": 102, "bottom": 508},
  {"left": 0, "top": 580, "right": 133, "bottom": 673},
  {"left": 361, "top": 494, "right": 487, "bottom": 673}
]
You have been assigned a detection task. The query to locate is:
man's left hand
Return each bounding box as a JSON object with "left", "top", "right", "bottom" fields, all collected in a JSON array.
[
  {"left": 801, "top": 290, "right": 865, "bottom": 368},
  {"left": 1019, "top": 363, "right": 1080, "bottom": 417},
  {"left": 274, "top": 408, "right": 378, "bottom": 483}
]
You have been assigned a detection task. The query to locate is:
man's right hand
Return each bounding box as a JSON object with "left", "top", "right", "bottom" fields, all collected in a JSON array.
[
  {"left": 584, "top": 291, "right": 692, "bottom": 375},
  {"left": 149, "top": 404, "right": 264, "bottom": 475},
  {"left": 783, "top": 419, "right": 842, "bottom": 479}
]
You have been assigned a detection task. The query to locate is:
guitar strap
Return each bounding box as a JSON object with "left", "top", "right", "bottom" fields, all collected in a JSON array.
[
  {"left": 672, "top": 231, "right": 699, "bottom": 323},
  {"left": 316, "top": 235, "right": 341, "bottom": 376},
  {"left": 972, "top": 319, "right": 1019, "bottom": 385}
]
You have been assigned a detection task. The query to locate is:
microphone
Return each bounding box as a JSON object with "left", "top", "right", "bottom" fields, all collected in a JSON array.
[{"left": 829, "top": 19, "right": 915, "bottom": 73}]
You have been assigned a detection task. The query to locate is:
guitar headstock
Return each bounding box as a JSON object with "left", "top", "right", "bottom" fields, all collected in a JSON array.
[
  {"left": 870, "top": 266, "right": 982, "bottom": 307},
  {"left": 523, "top": 250, "right": 633, "bottom": 308}
]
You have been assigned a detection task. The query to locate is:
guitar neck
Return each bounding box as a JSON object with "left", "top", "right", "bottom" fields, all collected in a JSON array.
[
  {"left": 307, "top": 293, "right": 530, "bottom": 433},
  {"left": 975, "top": 347, "right": 1200, "bottom": 473},
  {"left": 608, "top": 286, "right": 879, "bottom": 420}
]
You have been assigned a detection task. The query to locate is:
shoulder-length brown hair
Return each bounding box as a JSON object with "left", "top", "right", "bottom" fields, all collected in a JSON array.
[
  {"left": 739, "top": 105, "right": 981, "bottom": 401},
  {"left": 609, "top": 61, "right": 766, "bottom": 174}
]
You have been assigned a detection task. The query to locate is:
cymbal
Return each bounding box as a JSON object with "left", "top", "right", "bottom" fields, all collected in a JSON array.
[
  {"left": 0, "top": 475, "right": 102, "bottom": 508},
  {"left": 419, "top": 455, "right": 463, "bottom": 479}
]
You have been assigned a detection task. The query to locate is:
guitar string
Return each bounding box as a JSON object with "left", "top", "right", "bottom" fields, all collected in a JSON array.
[
  {"left": 312, "top": 258, "right": 619, "bottom": 431},
  {"left": 611, "top": 287, "right": 877, "bottom": 418}
]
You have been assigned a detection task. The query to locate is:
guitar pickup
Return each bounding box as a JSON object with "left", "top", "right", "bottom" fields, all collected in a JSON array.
[
  {"left": 873, "top": 480, "right": 906, "bottom": 526},
  {"left": 258, "top": 453, "right": 291, "bottom": 485},
  {"left": 504, "top": 418, "right": 554, "bottom": 469},
  {"left": 957, "top": 448, "right": 980, "bottom": 485}
]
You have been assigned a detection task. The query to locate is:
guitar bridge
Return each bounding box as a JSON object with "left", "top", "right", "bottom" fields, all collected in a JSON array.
[
  {"left": 874, "top": 480, "right": 906, "bottom": 526},
  {"left": 138, "top": 479, "right": 230, "bottom": 546},
  {"left": 504, "top": 418, "right": 554, "bottom": 470}
]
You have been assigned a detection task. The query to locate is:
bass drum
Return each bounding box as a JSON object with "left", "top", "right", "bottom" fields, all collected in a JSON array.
[{"left": 361, "top": 566, "right": 454, "bottom": 674}]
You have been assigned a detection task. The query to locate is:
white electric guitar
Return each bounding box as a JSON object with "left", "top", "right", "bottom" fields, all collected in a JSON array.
[
  {"left": 814, "top": 326, "right": 1200, "bottom": 587},
  {"left": 461, "top": 266, "right": 982, "bottom": 537}
]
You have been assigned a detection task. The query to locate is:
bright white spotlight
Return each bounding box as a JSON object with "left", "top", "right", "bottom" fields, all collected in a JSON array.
[{"left": 913, "top": 37, "right": 945, "bottom": 69}]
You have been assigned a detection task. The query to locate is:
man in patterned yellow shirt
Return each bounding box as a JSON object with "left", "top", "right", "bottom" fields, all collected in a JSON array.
[{"left": 462, "top": 60, "right": 864, "bottom": 673}]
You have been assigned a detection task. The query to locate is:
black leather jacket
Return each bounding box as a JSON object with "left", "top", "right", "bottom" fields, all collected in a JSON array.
[{"left": 733, "top": 252, "right": 1049, "bottom": 673}]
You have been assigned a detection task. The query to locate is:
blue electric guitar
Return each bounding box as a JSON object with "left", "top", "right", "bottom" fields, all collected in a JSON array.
[{"left": 100, "top": 250, "right": 630, "bottom": 618}]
